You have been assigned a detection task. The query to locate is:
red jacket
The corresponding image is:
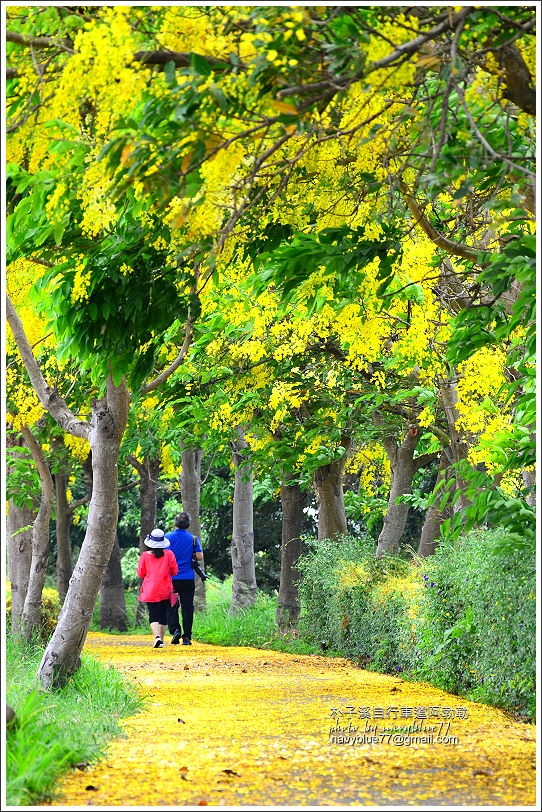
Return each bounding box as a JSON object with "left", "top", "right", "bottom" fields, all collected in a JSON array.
[{"left": 137, "top": 549, "right": 178, "bottom": 602}]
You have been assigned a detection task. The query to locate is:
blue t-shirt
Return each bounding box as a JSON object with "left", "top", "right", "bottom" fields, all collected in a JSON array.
[{"left": 165, "top": 527, "right": 203, "bottom": 580}]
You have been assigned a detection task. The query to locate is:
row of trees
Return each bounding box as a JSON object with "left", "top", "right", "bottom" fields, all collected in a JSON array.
[{"left": 5, "top": 5, "right": 536, "bottom": 689}]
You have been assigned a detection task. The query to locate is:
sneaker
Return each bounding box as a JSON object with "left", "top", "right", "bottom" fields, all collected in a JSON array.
[
  {"left": 182, "top": 636, "right": 192, "bottom": 646},
  {"left": 153, "top": 637, "right": 164, "bottom": 648},
  {"left": 171, "top": 631, "right": 182, "bottom": 645}
]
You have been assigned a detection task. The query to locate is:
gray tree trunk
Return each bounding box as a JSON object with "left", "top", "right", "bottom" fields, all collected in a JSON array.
[
  {"left": 6, "top": 434, "right": 35, "bottom": 636},
  {"left": 54, "top": 471, "right": 73, "bottom": 602},
  {"left": 418, "top": 449, "right": 453, "bottom": 557},
  {"left": 7, "top": 503, "right": 34, "bottom": 635},
  {"left": 375, "top": 428, "right": 420, "bottom": 557},
  {"left": 313, "top": 437, "right": 351, "bottom": 541},
  {"left": 20, "top": 425, "right": 55, "bottom": 641},
  {"left": 128, "top": 452, "right": 160, "bottom": 626},
  {"left": 181, "top": 444, "right": 206, "bottom": 610},
  {"left": 99, "top": 535, "right": 127, "bottom": 631},
  {"left": 276, "top": 481, "right": 306, "bottom": 633},
  {"left": 522, "top": 468, "right": 536, "bottom": 508},
  {"left": 439, "top": 377, "right": 470, "bottom": 511},
  {"left": 229, "top": 428, "right": 257, "bottom": 613},
  {"left": 37, "top": 378, "right": 130, "bottom": 689}
]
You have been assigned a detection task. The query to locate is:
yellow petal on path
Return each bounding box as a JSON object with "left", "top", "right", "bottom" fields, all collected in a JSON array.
[{"left": 48, "top": 632, "right": 536, "bottom": 808}]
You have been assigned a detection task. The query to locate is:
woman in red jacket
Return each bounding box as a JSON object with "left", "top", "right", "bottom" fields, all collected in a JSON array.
[{"left": 137, "top": 529, "right": 178, "bottom": 647}]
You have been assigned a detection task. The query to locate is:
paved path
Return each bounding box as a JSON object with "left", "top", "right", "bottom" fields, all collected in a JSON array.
[{"left": 49, "top": 632, "right": 537, "bottom": 808}]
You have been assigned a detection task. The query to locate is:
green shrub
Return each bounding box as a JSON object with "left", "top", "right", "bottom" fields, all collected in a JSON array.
[
  {"left": 296, "top": 529, "right": 535, "bottom": 721},
  {"left": 297, "top": 535, "right": 377, "bottom": 652},
  {"left": 5, "top": 586, "right": 61, "bottom": 642},
  {"left": 297, "top": 534, "right": 417, "bottom": 670},
  {"left": 413, "top": 529, "right": 536, "bottom": 720},
  {"left": 120, "top": 546, "right": 141, "bottom": 589}
]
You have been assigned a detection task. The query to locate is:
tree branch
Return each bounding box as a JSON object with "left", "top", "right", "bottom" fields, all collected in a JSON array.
[
  {"left": 6, "top": 294, "right": 89, "bottom": 439},
  {"left": 142, "top": 318, "right": 195, "bottom": 394},
  {"left": 397, "top": 179, "right": 482, "bottom": 264},
  {"left": 6, "top": 30, "right": 74, "bottom": 53},
  {"left": 126, "top": 454, "right": 145, "bottom": 476},
  {"left": 414, "top": 451, "right": 440, "bottom": 471},
  {"left": 133, "top": 50, "right": 236, "bottom": 71}
]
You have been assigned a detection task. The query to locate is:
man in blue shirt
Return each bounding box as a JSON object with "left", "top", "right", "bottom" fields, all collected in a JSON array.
[{"left": 166, "top": 512, "right": 204, "bottom": 645}]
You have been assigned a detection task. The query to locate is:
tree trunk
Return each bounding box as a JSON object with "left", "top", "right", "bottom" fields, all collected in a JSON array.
[
  {"left": 99, "top": 535, "right": 127, "bottom": 631},
  {"left": 521, "top": 468, "right": 536, "bottom": 508},
  {"left": 6, "top": 431, "right": 35, "bottom": 635},
  {"left": 375, "top": 427, "right": 420, "bottom": 557},
  {"left": 438, "top": 377, "right": 470, "bottom": 511},
  {"left": 20, "top": 425, "right": 55, "bottom": 641},
  {"left": 229, "top": 428, "right": 257, "bottom": 613},
  {"left": 37, "top": 378, "right": 130, "bottom": 689},
  {"left": 7, "top": 502, "right": 34, "bottom": 635},
  {"left": 181, "top": 444, "right": 206, "bottom": 611},
  {"left": 418, "top": 448, "right": 453, "bottom": 557},
  {"left": 139, "top": 454, "right": 160, "bottom": 543},
  {"left": 313, "top": 437, "right": 351, "bottom": 541},
  {"left": 54, "top": 471, "right": 73, "bottom": 602},
  {"left": 128, "top": 452, "right": 160, "bottom": 626},
  {"left": 276, "top": 480, "right": 306, "bottom": 633}
]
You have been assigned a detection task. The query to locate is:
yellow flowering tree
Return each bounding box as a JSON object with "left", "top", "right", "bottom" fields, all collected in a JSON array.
[{"left": 5, "top": 5, "right": 535, "bottom": 683}]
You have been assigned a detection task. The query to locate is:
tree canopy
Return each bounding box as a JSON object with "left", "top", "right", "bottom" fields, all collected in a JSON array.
[{"left": 6, "top": 2, "right": 536, "bottom": 547}]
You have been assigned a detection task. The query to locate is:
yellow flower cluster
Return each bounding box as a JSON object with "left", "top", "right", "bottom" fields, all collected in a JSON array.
[
  {"left": 268, "top": 382, "right": 305, "bottom": 412},
  {"left": 297, "top": 434, "right": 330, "bottom": 465},
  {"left": 455, "top": 347, "right": 508, "bottom": 435},
  {"left": 229, "top": 341, "right": 267, "bottom": 364},
  {"left": 64, "top": 434, "right": 91, "bottom": 462},
  {"left": 160, "top": 445, "right": 178, "bottom": 479},
  {"left": 5, "top": 367, "right": 46, "bottom": 429},
  {"left": 209, "top": 402, "right": 235, "bottom": 432},
  {"left": 333, "top": 300, "right": 385, "bottom": 372},
  {"left": 158, "top": 7, "right": 226, "bottom": 58},
  {"left": 78, "top": 160, "right": 117, "bottom": 237},
  {"left": 416, "top": 406, "right": 435, "bottom": 429},
  {"left": 345, "top": 442, "right": 391, "bottom": 499},
  {"left": 45, "top": 182, "right": 70, "bottom": 226},
  {"left": 70, "top": 260, "right": 91, "bottom": 303},
  {"left": 365, "top": 14, "right": 418, "bottom": 89},
  {"left": 181, "top": 142, "right": 246, "bottom": 240}
]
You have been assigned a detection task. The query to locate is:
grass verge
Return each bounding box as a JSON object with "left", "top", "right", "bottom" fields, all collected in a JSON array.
[
  {"left": 5, "top": 635, "right": 143, "bottom": 806},
  {"left": 193, "top": 579, "right": 319, "bottom": 656}
]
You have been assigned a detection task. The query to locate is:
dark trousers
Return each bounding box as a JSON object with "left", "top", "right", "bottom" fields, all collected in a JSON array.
[{"left": 168, "top": 579, "right": 196, "bottom": 639}]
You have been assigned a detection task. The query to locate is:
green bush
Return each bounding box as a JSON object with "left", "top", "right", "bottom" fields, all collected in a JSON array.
[
  {"left": 297, "top": 534, "right": 416, "bottom": 669},
  {"left": 5, "top": 586, "right": 61, "bottom": 642},
  {"left": 296, "top": 535, "right": 376, "bottom": 652},
  {"left": 296, "top": 530, "right": 535, "bottom": 721},
  {"left": 120, "top": 546, "right": 141, "bottom": 589},
  {"left": 412, "top": 529, "right": 536, "bottom": 721}
]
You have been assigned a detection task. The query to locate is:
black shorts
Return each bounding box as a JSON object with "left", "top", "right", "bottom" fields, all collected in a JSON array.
[{"left": 147, "top": 599, "right": 169, "bottom": 625}]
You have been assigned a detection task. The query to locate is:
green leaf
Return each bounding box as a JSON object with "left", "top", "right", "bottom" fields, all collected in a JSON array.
[
  {"left": 164, "top": 60, "right": 177, "bottom": 87},
  {"left": 53, "top": 220, "right": 66, "bottom": 245},
  {"left": 190, "top": 53, "right": 213, "bottom": 77}
]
